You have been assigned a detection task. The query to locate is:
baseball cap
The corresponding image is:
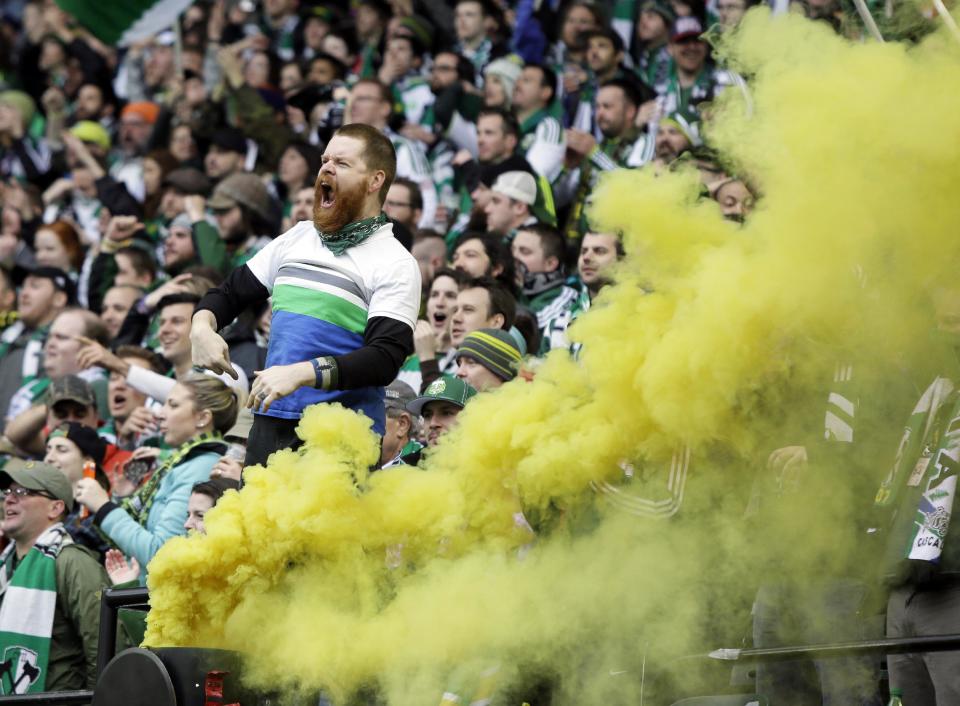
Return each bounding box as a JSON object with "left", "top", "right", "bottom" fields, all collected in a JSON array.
[
  {"left": 491, "top": 171, "right": 537, "bottom": 206},
  {"left": 48, "top": 421, "right": 106, "bottom": 466},
  {"left": 69, "top": 120, "right": 111, "bottom": 150},
  {"left": 27, "top": 266, "right": 75, "bottom": 304},
  {"left": 456, "top": 328, "right": 522, "bottom": 381},
  {"left": 46, "top": 375, "right": 97, "bottom": 409},
  {"left": 163, "top": 167, "right": 211, "bottom": 196},
  {"left": 671, "top": 16, "right": 705, "bottom": 41},
  {"left": 207, "top": 172, "right": 273, "bottom": 222},
  {"left": 385, "top": 380, "right": 417, "bottom": 413},
  {"left": 407, "top": 375, "right": 477, "bottom": 416},
  {"left": 0, "top": 459, "right": 75, "bottom": 512}
]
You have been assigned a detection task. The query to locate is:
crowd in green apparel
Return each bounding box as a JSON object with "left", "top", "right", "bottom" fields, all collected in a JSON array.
[{"left": 0, "top": 0, "right": 947, "bottom": 700}]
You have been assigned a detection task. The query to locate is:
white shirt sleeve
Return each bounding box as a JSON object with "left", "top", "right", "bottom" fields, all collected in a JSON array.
[
  {"left": 368, "top": 249, "right": 422, "bottom": 329},
  {"left": 126, "top": 366, "right": 177, "bottom": 402},
  {"left": 245, "top": 224, "right": 298, "bottom": 290}
]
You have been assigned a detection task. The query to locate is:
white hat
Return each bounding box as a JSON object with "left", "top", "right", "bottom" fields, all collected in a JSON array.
[{"left": 491, "top": 171, "right": 537, "bottom": 206}]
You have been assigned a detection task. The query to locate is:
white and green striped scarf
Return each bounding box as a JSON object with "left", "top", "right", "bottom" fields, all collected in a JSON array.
[{"left": 0, "top": 524, "right": 71, "bottom": 695}]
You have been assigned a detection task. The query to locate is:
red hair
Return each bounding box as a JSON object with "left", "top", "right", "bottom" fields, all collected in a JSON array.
[{"left": 37, "top": 221, "right": 83, "bottom": 271}]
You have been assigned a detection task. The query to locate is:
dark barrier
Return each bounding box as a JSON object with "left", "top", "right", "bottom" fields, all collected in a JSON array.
[{"left": 95, "top": 586, "right": 149, "bottom": 677}]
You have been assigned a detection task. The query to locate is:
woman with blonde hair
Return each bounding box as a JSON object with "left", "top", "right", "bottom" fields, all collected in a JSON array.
[{"left": 75, "top": 374, "right": 238, "bottom": 582}]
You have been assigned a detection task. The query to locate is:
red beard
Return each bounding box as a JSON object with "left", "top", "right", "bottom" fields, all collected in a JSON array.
[{"left": 313, "top": 177, "right": 367, "bottom": 233}]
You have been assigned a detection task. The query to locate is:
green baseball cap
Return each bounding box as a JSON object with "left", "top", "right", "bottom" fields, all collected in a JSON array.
[
  {"left": 0, "top": 460, "right": 74, "bottom": 512},
  {"left": 406, "top": 375, "right": 477, "bottom": 416}
]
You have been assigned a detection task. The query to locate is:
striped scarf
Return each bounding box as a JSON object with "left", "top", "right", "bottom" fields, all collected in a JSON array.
[
  {"left": 121, "top": 433, "right": 223, "bottom": 527},
  {"left": 0, "top": 525, "right": 71, "bottom": 695}
]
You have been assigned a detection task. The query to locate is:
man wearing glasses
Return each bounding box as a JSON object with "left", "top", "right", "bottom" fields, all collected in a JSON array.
[{"left": 0, "top": 461, "right": 107, "bottom": 694}]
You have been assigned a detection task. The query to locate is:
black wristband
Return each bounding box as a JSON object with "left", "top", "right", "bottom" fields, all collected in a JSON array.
[
  {"left": 93, "top": 501, "right": 119, "bottom": 527},
  {"left": 311, "top": 356, "right": 339, "bottom": 390}
]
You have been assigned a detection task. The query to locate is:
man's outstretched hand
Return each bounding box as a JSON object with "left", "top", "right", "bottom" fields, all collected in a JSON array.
[{"left": 190, "top": 310, "right": 237, "bottom": 379}]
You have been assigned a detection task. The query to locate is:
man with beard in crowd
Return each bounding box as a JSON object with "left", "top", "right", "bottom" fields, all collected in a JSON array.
[
  {"left": 541, "top": 230, "right": 624, "bottom": 353},
  {"left": 652, "top": 113, "right": 698, "bottom": 168},
  {"left": 187, "top": 172, "right": 275, "bottom": 275},
  {"left": 512, "top": 224, "right": 580, "bottom": 354},
  {"left": 191, "top": 124, "right": 420, "bottom": 467}
]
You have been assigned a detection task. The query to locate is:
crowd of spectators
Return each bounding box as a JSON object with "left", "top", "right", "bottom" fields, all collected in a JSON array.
[{"left": 0, "top": 0, "right": 949, "bottom": 701}]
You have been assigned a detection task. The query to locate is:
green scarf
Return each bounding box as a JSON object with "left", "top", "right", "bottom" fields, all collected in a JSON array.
[
  {"left": 876, "top": 377, "right": 960, "bottom": 580},
  {"left": 316, "top": 213, "right": 387, "bottom": 256},
  {"left": 121, "top": 433, "right": 223, "bottom": 527},
  {"left": 0, "top": 524, "right": 71, "bottom": 695}
]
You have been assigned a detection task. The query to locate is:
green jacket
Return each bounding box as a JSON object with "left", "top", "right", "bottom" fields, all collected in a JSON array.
[{"left": 49, "top": 544, "right": 109, "bottom": 691}]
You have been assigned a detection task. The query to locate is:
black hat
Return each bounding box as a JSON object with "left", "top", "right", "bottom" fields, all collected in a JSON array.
[
  {"left": 210, "top": 127, "right": 248, "bottom": 155},
  {"left": 48, "top": 421, "right": 106, "bottom": 466},
  {"left": 27, "top": 266, "right": 75, "bottom": 304}
]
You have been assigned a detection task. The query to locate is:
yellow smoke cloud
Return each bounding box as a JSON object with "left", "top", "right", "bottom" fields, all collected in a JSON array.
[{"left": 145, "top": 10, "right": 960, "bottom": 704}]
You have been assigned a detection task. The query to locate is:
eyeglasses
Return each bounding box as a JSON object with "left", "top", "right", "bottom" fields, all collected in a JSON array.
[{"left": 2, "top": 487, "right": 56, "bottom": 501}]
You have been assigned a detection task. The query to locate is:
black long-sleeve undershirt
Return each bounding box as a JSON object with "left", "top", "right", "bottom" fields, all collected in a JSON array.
[{"left": 197, "top": 265, "right": 413, "bottom": 390}]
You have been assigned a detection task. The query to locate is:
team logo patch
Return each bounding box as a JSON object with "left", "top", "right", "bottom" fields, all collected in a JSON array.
[{"left": 0, "top": 646, "right": 41, "bottom": 694}]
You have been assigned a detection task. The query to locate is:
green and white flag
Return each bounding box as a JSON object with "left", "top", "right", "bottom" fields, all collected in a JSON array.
[{"left": 55, "top": 0, "right": 194, "bottom": 46}]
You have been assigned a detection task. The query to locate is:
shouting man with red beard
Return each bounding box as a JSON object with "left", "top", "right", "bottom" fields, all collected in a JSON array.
[{"left": 190, "top": 124, "right": 421, "bottom": 468}]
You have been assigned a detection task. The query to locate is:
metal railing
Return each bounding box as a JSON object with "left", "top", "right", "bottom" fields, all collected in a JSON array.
[{"left": 707, "top": 633, "right": 960, "bottom": 662}]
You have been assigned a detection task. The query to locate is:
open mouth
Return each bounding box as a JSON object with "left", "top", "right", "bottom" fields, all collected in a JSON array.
[
  {"left": 319, "top": 182, "right": 336, "bottom": 209},
  {"left": 112, "top": 393, "right": 127, "bottom": 407},
  {"left": 432, "top": 312, "right": 447, "bottom": 325}
]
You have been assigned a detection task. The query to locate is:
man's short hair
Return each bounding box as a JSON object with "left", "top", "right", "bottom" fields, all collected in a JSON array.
[
  {"left": 61, "top": 307, "right": 110, "bottom": 346},
  {"left": 517, "top": 223, "right": 565, "bottom": 264},
  {"left": 116, "top": 245, "right": 157, "bottom": 281},
  {"left": 335, "top": 122, "right": 398, "bottom": 205},
  {"left": 585, "top": 27, "right": 625, "bottom": 54},
  {"left": 114, "top": 344, "right": 169, "bottom": 374},
  {"left": 525, "top": 63, "right": 558, "bottom": 106},
  {"left": 351, "top": 78, "right": 392, "bottom": 105},
  {"left": 477, "top": 107, "right": 520, "bottom": 141},
  {"left": 599, "top": 77, "right": 647, "bottom": 109},
  {"left": 309, "top": 53, "right": 347, "bottom": 81},
  {"left": 463, "top": 276, "right": 516, "bottom": 329},
  {"left": 391, "top": 177, "right": 423, "bottom": 211},
  {"left": 156, "top": 292, "right": 201, "bottom": 313},
  {"left": 453, "top": 231, "right": 516, "bottom": 290}
]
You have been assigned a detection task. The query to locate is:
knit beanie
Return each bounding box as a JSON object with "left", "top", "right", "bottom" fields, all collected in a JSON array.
[
  {"left": 456, "top": 328, "right": 522, "bottom": 381},
  {"left": 484, "top": 56, "right": 523, "bottom": 108}
]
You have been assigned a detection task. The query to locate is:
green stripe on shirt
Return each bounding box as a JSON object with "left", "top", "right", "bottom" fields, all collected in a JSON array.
[{"left": 272, "top": 283, "right": 368, "bottom": 334}]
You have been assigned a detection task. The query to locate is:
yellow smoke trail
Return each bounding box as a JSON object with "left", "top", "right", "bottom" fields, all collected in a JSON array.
[{"left": 145, "top": 10, "right": 960, "bottom": 704}]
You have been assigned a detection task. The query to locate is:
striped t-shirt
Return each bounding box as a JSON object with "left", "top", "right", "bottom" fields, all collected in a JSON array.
[{"left": 245, "top": 221, "right": 421, "bottom": 429}]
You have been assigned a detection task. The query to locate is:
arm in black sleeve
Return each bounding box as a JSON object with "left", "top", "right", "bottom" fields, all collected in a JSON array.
[
  {"left": 10, "top": 138, "right": 48, "bottom": 184},
  {"left": 333, "top": 317, "right": 414, "bottom": 389},
  {"left": 196, "top": 264, "right": 270, "bottom": 331},
  {"left": 95, "top": 176, "right": 143, "bottom": 218},
  {"left": 113, "top": 297, "right": 153, "bottom": 346}
]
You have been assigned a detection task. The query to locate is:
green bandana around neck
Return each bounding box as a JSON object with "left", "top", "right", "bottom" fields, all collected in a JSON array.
[{"left": 316, "top": 213, "right": 387, "bottom": 256}]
